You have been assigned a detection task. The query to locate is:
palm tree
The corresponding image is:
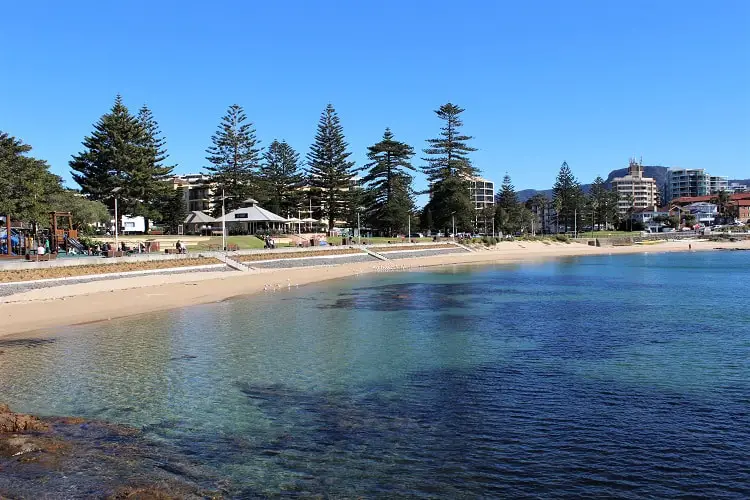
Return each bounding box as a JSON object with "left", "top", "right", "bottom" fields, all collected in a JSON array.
[{"left": 711, "top": 190, "right": 734, "bottom": 224}]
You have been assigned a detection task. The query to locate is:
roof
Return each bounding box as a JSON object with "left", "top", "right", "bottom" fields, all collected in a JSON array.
[
  {"left": 672, "top": 193, "right": 750, "bottom": 204},
  {"left": 216, "top": 205, "right": 287, "bottom": 223},
  {"left": 184, "top": 211, "right": 215, "bottom": 224}
]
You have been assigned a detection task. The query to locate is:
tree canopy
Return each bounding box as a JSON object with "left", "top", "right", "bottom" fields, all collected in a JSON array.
[
  {"left": 204, "top": 104, "right": 262, "bottom": 216},
  {"left": 259, "top": 140, "right": 305, "bottom": 217},
  {"left": 421, "top": 103, "right": 477, "bottom": 233},
  {"left": 1, "top": 131, "right": 63, "bottom": 226},
  {"left": 306, "top": 104, "right": 356, "bottom": 230},
  {"left": 362, "top": 128, "right": 416, "bottom": 235}
]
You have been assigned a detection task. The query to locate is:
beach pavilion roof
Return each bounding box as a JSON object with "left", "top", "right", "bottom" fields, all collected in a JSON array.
[
  {"left": 184, "top": 211, "right": 216, "bottom": 224},
  {"left": 216, "top": 204, "right": 287, "bottom": 223}
]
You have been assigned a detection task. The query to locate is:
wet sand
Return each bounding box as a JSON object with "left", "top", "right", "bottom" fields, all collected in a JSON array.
[{"left": 1, "top": 239, "right": 747, "bottom": 338}]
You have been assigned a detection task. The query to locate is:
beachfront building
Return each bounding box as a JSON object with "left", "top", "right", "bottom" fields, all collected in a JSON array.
[
  {"left": 670, "top": 193, "right": 750, "bottom": 224},
  {"left": 170, "top": 174, "right": 218, "bottom": 214},
  {"left": 610, "top": 160, "right": 658, "bottom": 215},
  {"left": 529, "top": 199, "right": 559, "bottom": 234},
  {"left": 183, "top": 211, "right": 218, "bottom": 235},
  {"left": 684, "top": 202, "right": 718, "bottom": 226},
  {"left": 215, "top": 198, "right": 288, "bottom": 234},
  {"left": 469, "top": 176, "right": 495, "bottom": 211},
  {"left": 664, "top": 168, "right": 729, "bottom": 203},
  {"left": 296, "top": 176, "right": 363, "bottom": 229},
  {"left": 630, "top": 207, "right": 669, "bottom": 225}
]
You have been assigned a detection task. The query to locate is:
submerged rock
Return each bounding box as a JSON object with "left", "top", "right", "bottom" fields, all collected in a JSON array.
[{"left": 0, "top": 403, "right": 228, "bottom": 499}]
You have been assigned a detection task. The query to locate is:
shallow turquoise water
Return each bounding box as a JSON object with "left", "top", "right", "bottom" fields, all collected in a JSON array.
[{"left": 1, "top": 252, "right": 749, "bottom": 497}]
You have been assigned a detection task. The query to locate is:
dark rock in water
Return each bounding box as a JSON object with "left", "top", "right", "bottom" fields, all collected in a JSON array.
[
  {"left": 0, "top": 403, "right": 229, "bottom": 499},
  {"left": 170, "top": 354, "right": 198, "bottom": 361}
]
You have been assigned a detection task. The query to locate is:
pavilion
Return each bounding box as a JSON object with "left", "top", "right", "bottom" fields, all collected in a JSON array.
[
  {"left": 183, "top": 211, "right": 216, "bottom": 235},
  {"left": 215, "top": 199, "right": 288, "bottom": 234}
]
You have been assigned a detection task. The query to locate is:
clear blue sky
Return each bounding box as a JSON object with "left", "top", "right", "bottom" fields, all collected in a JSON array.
[{"left": 1, "top": 0, "right": 748, "bottom": 202}]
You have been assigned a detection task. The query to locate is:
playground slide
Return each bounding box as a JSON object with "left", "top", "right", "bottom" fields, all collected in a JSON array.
[{"left": 67, "top": 237, "right": 86, "bottom": 253}]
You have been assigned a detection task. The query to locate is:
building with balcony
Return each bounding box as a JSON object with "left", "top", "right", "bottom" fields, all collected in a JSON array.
[
  {"left": 469, "top": 176, "right": 495, "bottom": 211},
  {"left": 169, "top": 174, "right": 218, "bottom": 214},
  {"left": 610, "top": 160, "right": 658, "bottom": 215},
  {"left": 664, "top": 168, "right": 729, "bottom": 203}
]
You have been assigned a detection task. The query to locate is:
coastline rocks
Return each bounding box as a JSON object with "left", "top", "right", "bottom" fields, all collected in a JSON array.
[
  {"left": 0, "top": 404, "right": 228, "bottom": 498},
  {"left": 0, "top": 404, "right": 49, "bottom": 433}
]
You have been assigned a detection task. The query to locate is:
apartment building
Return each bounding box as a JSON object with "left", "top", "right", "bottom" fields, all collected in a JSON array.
[
  {"left": 469, "top": 176, "right": 495, "bottom": 211},
  {"left": 610, "top": 160, "right": 658, "bottom": 214},
  {"left": 170, "top": 174, "right": 218, "bottom": 214},
  {"left": 664, "top": 168, "right": 729, "bottom": 202}
]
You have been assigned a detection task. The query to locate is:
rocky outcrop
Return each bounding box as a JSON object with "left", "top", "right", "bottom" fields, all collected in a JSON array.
[{"left": 0, "top": 404, "right": 48, "bottom": 433}]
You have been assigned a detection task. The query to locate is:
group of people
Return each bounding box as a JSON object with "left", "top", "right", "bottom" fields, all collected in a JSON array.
[
  {"left": 264, "top": 236, "right": 276, "bottom": 249},
  {"left": 175, "top": 240, "right": 188, "bottom": 254}
]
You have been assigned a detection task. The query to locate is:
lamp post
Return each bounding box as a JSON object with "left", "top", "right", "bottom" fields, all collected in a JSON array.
[
  {"left": 357, "top": 209, "right": 361, "bottom": 245},
  {"left": 221, "top": 188, "right": 227, "bottom": 252},
  {"left": 407, "top": 213, "right": 411, "bottom": 243},
  {"left": 111, "top": 186, "right": 122, "bottom": 250},
  {"left": 451, "top": 211, "right": 456, "bottom": 241}
]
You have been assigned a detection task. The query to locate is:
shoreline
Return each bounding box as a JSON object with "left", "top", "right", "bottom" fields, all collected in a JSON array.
[{"left": 1, "top": 239, "right": 748, "bottom": 339}]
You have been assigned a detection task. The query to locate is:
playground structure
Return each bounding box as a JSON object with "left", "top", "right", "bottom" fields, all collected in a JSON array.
[
  {"left": 0, "top": 212, "right": 88, "bottom": 258},
  {"left": 0, "top": 214, "right": 32, "bottom": 258},
  {"left": 49, "top": 211, "right": 86, "bottom": 254}
]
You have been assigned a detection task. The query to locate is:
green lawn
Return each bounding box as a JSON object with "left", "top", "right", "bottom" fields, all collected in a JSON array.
[{"left": 190, "top": 236, "right": 273, "bottom": 250}]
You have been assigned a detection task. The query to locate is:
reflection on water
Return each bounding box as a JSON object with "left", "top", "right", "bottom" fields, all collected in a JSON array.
[{"left": 1, "top": 252, "right": 749, "bottom": 497}]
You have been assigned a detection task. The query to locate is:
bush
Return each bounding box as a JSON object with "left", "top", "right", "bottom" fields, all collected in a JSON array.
[{"left": 554, "top": 234, "right": 569, "bottom": 243}]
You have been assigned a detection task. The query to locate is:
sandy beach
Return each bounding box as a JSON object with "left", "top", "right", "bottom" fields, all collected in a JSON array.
[{"left": 1, "top": 239, "right": 748, "bottom": 338}]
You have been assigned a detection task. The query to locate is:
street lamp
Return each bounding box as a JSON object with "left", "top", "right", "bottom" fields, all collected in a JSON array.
[
  {"left": 218, "top": 188, "right": 232, "bottom": 251},
  {"left": 357, "top": 208, "right": 361, "bottom": 245},
  {"left": 111, "top": 186, "right": 122, "bottom": 250},
  {"left": 451, "top": 211, "right": 456, "bottom": 241}
]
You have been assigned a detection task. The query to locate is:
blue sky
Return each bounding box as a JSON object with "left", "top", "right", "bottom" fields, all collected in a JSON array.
[{"left": 1, "top": 0, "right": 748, "bottom": 202}]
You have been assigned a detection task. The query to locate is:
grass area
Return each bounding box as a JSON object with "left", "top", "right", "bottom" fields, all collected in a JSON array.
[
  {"left": 0, "top": 257, "right": 221, "bottom": 283},
  {"left": 235, "top": 248, "right": 363, "bottom": 262},
  {"left": 190, "top": 236, "right": 273, "bottom": 251}
]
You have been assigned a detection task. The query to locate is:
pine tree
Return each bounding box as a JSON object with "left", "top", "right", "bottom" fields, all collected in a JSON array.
[
  {"left": 259, "top": 140, "right": 305, "bottom": 217},
  {"left": 495, "top": 173, "right": 521, "bottom": 235},
  {"left": 155, "top": 188, "right": 188, "bottom": 234},
  {"left": 204, "top": 104, "right": 261, "bottom": 216},
  {"left": 362, "top": 128, "right": 416, "bottom": 235},
  {"left": 552, "top": 162, "right": 583, "bottom": 233},
  {"left": 589, "top": 176, "right": 607, "bottom": 229},
  {"left": 135, "top": 105, "right": 175, "bottom": 232},
  {"left": 422, "top": 103, "right": 478, "bottom": 233},
  {"left": 306, "top": 104, "right": 356, "bottom": 231},
  {"left": 70, "top": 95, "right": 149, "bottom": 227}
]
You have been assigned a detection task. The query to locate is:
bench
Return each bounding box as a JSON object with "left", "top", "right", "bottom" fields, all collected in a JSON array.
[{"left": 25, "top": 252, "right": 58, "bottom": 261}]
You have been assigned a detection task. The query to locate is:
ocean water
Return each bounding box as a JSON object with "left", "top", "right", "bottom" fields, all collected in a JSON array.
[{"left": 1, "top": 251, "right": 749, "bottom": 497}]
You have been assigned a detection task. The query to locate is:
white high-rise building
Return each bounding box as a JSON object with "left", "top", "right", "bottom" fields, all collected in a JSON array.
[{"left": 610, "top": 160, "right": 658, "bottom": 214}]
